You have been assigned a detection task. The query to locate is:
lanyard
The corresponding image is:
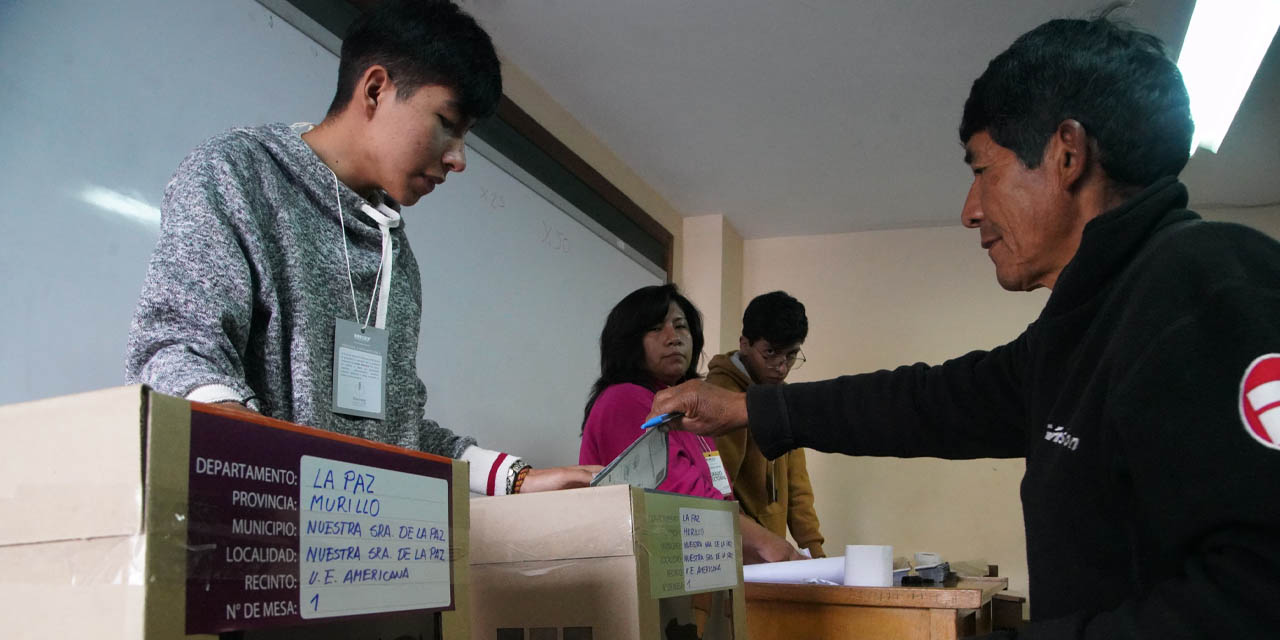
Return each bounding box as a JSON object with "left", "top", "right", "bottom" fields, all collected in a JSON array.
[
  {"left": 696, "top": 434, "right": 714, "bottom": 454},
  {"left": 327, "top": 168, "right": 401, "bottom": 330}
]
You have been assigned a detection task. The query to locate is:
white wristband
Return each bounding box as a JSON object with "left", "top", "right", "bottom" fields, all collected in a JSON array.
[
  {"left": 461, "top": 445, "right": 522, "bottom": 496},
  {"left": 186, "top": 384, "right": 244, "bottom": 405}
]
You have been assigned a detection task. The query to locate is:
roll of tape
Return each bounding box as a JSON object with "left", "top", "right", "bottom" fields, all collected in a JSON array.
[{"left": 914, "top": 551, "right": 941, "bottom": 566}]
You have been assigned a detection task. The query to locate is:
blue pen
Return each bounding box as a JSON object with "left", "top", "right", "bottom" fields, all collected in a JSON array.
[{"left": 641, "top": 411, "right": 684, "bottom": 430}]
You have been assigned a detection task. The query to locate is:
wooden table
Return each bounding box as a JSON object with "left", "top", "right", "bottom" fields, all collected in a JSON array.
[{"left": 744, "top": 577, "right": 1009, "bottom": 640}]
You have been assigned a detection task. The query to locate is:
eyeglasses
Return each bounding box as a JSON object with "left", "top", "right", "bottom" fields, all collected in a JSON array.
[{"left": 754, "top": 345, "right": 806, "bottom": 371}]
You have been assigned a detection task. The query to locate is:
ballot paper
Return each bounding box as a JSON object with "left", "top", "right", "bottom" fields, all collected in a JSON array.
[{"left": 589, "top": 426, "right": 669, "bottom": 490}]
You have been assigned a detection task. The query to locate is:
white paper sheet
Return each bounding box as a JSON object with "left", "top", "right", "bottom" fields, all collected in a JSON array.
[{"left": 742, "top": 556, "right": 845, "bottom": 584}]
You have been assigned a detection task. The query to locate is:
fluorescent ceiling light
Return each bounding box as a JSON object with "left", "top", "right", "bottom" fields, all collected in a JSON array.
[
  {"left": 1177, "top": 0, "right": 1280, "bottom": 154},
  {"left": 79, "top": 185, "right": 161, "bottom": 228}
]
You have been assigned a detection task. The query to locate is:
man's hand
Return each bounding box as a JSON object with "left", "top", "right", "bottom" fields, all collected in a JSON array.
[
  {"left": 739, "top": 513, "right": 805, "bottom": 564},
  {"left": 748, "top": 535, "right": 806, "bottom": 565},
  {"left": 519, "top": 465, "right": 603, "bottom": 493},
  {"left": 649, "top": 380, "right": 750, "bottom": 438}
]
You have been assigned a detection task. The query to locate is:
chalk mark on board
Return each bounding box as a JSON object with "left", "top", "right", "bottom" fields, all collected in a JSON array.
[
  {"left": 540, "top": 220, "right": 569, "bottom": 254},
  {"left": 478, "top": 186, "right": 505, "bottom": 211}
]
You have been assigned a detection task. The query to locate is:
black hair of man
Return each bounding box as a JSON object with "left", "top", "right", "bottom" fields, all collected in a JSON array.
[
  {"left": 581, "top": 284, "right": 705, "bottom": 433},
  {"left": 327, "top": 0, "right": 502, "bottom": 121},
  {"left": 959, "top": 9, "right": 1193, "bottom": 190},
  {"left": 742, "top": 291, "right": 808, "bottom": 347}
]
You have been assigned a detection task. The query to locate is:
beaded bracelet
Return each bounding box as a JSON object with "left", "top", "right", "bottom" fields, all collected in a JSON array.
[
  {"left": 512, "top": 466, "right": 532, "bottom": 494},
  {"left": 505, "top": 459, "right": 531, "bottom": 495}
]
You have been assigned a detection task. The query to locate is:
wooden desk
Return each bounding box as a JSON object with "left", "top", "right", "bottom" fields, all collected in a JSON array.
[{"left": 745, "top": 577, "right": 1009, "bottom": 640}]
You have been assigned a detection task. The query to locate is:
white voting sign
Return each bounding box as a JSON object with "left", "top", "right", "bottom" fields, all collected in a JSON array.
[{"left": 299, "top": 456, "right": 451, "bottom": 619}]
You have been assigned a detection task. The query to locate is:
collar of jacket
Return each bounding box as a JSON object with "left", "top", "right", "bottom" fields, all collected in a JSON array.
[
  {"left": 1041, "top": 176, "right": 1199, "bottom": 318},
  {"left": 708, "top": 351, "right": 753, "bottom": 390},
  {"left": 252, "top": 123, "right": 404, "bottom": 241}
]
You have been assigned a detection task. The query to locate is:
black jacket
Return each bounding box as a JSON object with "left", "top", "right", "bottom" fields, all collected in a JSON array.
[{"left": 747, "top": 178, "right": 1280, "bottom": 638}]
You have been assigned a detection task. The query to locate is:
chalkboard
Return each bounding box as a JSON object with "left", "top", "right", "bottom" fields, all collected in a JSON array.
[{"left": 0, "top": 0, "right": 662, "bottom": 468}]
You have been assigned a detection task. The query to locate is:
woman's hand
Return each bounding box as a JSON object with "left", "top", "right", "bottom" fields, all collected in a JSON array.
[
  {"left": 649, "top": 380, "right": 750, "bottom": 438},
  {"left": 518, "top": 465, "right": 603, "bottom": 493}
]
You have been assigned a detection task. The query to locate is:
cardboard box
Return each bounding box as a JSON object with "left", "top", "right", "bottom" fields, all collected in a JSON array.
[
  {"left": 469, "top": 485, "right": 748, "bottom": 639},
  {"left": 0, "top": 385, "right": 470, "bottom": 639}
]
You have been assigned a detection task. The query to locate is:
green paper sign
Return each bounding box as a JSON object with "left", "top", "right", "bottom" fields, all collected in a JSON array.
[{"left": 641, "top": 492, "right": 739, "bottom": 599}]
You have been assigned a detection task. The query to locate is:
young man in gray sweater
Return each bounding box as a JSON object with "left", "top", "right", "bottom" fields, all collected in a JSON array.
[{"left": 126, "top": 0, "right": 596, "bottom": 496}]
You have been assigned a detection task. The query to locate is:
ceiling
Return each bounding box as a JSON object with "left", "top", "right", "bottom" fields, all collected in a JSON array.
[{"left": 458, "top": 0, "right": 1279, "bottom": 239}]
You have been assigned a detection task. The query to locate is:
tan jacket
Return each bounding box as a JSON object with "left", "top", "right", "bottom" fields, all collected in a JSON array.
[{"left": 706, "top": 352, "right": 826, "bottom": 557}]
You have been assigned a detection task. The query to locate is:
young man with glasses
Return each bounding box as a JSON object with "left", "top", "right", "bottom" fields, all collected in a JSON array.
[{"left": 705, "top": 291, "right": 826, "bottom": 557}]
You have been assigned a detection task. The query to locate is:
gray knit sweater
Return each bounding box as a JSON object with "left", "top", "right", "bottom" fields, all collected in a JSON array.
[{"left": 126, "top": 123, "right": 476, "bottom": 459}]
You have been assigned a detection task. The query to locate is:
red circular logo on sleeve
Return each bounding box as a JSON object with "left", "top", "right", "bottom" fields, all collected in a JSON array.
[{"left": 1239, "top": 354, "right": 1280, "bottom": 451}]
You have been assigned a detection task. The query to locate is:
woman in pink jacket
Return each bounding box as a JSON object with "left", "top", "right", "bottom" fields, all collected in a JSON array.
[{"left": 579, "top": 284, "right": 801, "bottom": 563}]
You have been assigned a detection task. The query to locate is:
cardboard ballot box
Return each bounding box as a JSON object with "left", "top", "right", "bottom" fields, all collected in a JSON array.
[
  {"left": 469, "top": 485, "right": 748, "bottom": 640},
  {"left": 0, "top": 386, "right": 470, "bottom": 640}
]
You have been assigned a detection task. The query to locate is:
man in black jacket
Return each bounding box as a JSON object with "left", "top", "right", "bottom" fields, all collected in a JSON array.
[{"left": 651, "top": 14, "right": 1280, "bottom": 639}]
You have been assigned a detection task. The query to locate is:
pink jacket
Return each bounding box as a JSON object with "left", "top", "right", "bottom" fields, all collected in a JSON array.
[{"left": 580, "top": 383, "right": 729, "bottom": 500}]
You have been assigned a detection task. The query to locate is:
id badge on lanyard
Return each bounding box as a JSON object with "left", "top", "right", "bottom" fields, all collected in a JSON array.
[
  {"left": 703, "top": 449, "right": 733, "bottom": 498},
  {"left": 332, "top": 318, "right": 388, "bottom": 420},
  {"left": 324, "top": 168, "right": 401, "bottom": 422}
]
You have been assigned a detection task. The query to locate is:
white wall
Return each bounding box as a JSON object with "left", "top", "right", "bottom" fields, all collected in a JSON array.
[{"left": 681, "top": 214, "right": 746, "bottom": 368}]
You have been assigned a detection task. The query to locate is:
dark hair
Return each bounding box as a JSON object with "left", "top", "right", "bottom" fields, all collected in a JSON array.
[
  {"left": 742, "top": 291, "right": 808, "bottom": 346},
  {"left": 327, "top": 0, "right": 502, "bottom": 120},
  {"left": 958, "top": 10, "right": 1193, "bottom": 189},
  {"left": 582, "top": 284, "right": 705, "bottom": 432}
]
